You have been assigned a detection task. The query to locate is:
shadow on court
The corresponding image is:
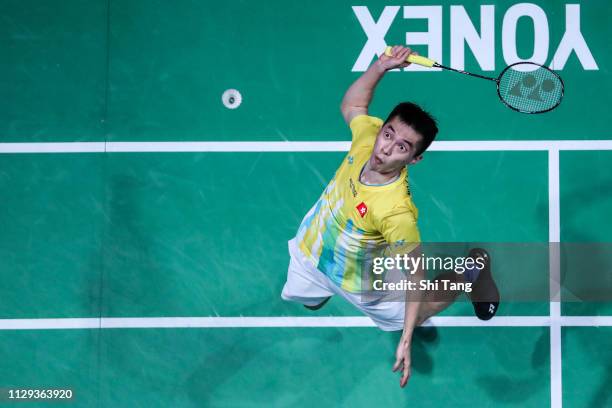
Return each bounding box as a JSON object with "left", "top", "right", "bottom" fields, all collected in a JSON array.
[
  {"left": 474, "top": 327, "right": 549, "bottom": 404},
  {"left": 388, "top": 327, "right": 438, "bottom": 376},
  {"left": 183, "top": 327, "right": 381, "bottom": 407}
]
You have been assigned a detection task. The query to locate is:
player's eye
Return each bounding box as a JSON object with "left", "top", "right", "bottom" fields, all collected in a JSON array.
[
  {"left": 398, "top": 144, "right": 406, "bottom": 152},
  {"left": 384, "top": 132, "right": 390, "bottom": 138}
]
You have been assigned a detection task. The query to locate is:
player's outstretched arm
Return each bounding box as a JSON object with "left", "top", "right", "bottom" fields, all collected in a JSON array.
[
  {"left": 340, "top": 45, "right": 415, "bottom": 126},
  {"left": 392, "top": 244, "right": 424, "bottom": 388}
]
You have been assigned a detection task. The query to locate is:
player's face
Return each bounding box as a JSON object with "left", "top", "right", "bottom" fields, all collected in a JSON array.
[{"left": 369, "top": 117, "right": 423, "bottom": 173}]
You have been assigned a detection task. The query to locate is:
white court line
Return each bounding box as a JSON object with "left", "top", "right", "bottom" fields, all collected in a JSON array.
[
  {"left": 431, "top": 140, "right": 612, "bottom": 151},
  {"left": 106, "top": 141, "right": 352, "bottom": 152},
  {"left": 0, "top": 318, "right": 101, "bottom": 330},
  {"left": 560, "top": 316, "right": 612, "bottom": 326},
  {"left": 549, "top": 148, "right": 562, "bottom": 408},
  {"left": 2, "top": 140, "right": 612, "bottom": 153},
  {"left": 0, "top": 142, "right": 105, "bottom": 153},
  {"left": 2, "top": 315, "right": 612, "bottom": 330}
]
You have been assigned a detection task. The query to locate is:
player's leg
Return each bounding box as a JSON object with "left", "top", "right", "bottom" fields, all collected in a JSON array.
[
  {"left": 416, "top": 247, "right": 500, "bottom": 325},
  {"left": 464, "top": 248, "right": 500, "bottom": 320},
  {"left": 415, "top": 271, "right": 464, "bottom": 326},
  {"left": 281, "top": 252, "right": 335, "bottom": 309},
  {"left": 303, "top": 296, "right": 331, "bottom": 310}
]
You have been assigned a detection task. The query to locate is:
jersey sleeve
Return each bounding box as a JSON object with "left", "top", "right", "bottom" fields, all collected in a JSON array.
[
  {"left": 378, "top": 205, "right": 421, "bottom": 254},
  {"left": 349, "top": 115, "right": 384, "bottom": 150}
]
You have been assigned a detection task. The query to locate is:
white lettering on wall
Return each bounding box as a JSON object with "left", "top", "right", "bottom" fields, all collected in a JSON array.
[
  {"left": 450, "top": 5, "right": 495, "bottom": 70},
  {"left": 351, "top": 6, "right": 400, "bottom": 72},
  {"left": 551, "top": 4, "right": 598, "bottom": 69},
  {"left": 352, "top": 3, "right": 598, "bottom": 72},
  {"left": 403, "top": 6, "right": 442, "bottom": 71},
  {"left": 502, "top": 3, "right": 549, "bottom": 70}
]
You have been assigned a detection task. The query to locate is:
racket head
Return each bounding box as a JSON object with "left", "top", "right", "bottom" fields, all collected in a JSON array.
[{"left": 496, "top": 62, "right": 564, "bottom": 114}]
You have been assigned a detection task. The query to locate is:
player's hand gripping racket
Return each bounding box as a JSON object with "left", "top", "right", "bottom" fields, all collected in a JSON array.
[{"left": 384, "top": 46, "right": 564, "bottom": 114}]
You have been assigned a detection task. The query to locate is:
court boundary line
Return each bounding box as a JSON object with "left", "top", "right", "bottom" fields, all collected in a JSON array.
[
  {"left": 1, "top": 315, "right": 612, "bottom": 330},
  {"left": 1, "top": 140, "right": 612, "bottom": 153},
  {"left": 549, "top": 149, "right": 562, "bottom": 408}
]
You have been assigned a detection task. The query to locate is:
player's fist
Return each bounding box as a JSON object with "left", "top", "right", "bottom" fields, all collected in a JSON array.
[{"left": 378, "top": 45, "right": 417, "bottom": 71}]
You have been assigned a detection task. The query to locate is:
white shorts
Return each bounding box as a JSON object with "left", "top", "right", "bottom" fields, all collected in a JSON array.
[{"left": 281, "top": 238, "right": 405, "bottom": 331}]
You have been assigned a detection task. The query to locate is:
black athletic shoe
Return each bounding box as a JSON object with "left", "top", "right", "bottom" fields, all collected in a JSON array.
[
  {"left": 467, "top": 248, "right": 500, "bottom": 320},
  {"left": 304, "top": 297, "right": 331, "bottom": 311}
]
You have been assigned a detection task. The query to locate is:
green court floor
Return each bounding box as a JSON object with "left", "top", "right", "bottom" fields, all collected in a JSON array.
[
  {"left": 0, "top": 327, "right": 610, "bottom": 407},
  {"left": 2, "top": 0, "right": 611, "bottom": 406}
]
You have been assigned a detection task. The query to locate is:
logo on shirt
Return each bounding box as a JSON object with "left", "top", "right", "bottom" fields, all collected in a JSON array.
[
  {"left": 347, "top": 155, "right": 354, "bottom": 164},
  {"left": 349, "top": 178, "right": 358, "bottom": 197},
  {"left": 356, "top": 202, "right": 368, "bottom": 217},
  {"left": 403, "top": 175, "right": 411, "bottom": 196}
]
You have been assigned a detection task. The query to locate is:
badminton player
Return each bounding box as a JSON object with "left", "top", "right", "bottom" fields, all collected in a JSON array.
[{"left": 281, "top": 45, "right": 500, "bottom": 388}]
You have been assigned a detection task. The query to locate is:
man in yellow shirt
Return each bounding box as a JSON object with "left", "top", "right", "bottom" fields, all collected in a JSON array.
[{"left": 281, "top": 45, "right": 499, "bottom": 388}]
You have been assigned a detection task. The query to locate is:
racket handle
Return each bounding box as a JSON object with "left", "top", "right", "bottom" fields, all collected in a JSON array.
[{"left": 384, "top": 46, "right": 436, "bottom": 68}]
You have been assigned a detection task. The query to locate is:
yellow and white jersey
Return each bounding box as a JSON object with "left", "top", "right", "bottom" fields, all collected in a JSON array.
[{"left": 294, "top": 115, "right": 420, "bottom": 293}]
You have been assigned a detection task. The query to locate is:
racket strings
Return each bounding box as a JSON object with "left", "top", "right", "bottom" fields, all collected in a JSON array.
[{"left": 498, "top": 65, "right": 563, "bottom": 113}]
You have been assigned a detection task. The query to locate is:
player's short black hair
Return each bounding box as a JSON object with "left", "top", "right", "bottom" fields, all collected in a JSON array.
[{"left": 384, "top": 102, "right": 438, "bottom": 156}]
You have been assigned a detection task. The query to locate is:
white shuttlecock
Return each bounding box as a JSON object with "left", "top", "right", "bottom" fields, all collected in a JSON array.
[{"left": 222, "top": 89, "right": 242, "bottom": 109}]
